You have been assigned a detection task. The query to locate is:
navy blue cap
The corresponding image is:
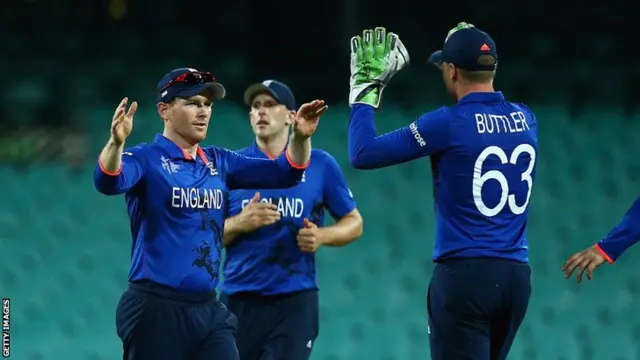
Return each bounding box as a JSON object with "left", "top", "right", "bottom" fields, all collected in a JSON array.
[
  {"left": 243, "top": 80, "right": 296, "bottom": 110},
  {"left": 156, "top": 68, "right": 226, "bottom": 103},
  {"left": 428, "top": 24, "right": 498, "bottom": 71}
]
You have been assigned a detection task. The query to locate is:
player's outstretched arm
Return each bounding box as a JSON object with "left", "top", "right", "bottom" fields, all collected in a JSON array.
[
  {"left": 287, "top": 99, "right": 327, "bottom": 166},
  {"left": 94, "top": 98, "right": 147, "bottom": 195},
  {"left": 224, "top": 100, "right": 327, "bottom": 190},
  {"left": 348, "top": 106, "right": 451, "bottom": 169},
  {"left": 347, "top": 27, "right": 451, "bottom": 169},
  {"left": 563, "top": 196, "right": 640, "bottom": 282}
]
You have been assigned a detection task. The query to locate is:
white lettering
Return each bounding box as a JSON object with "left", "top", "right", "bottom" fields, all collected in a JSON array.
[
  {"left": 241, "top": 196, "right": 305, "bottom": 218},
  {"left": 171, "top": 187, "right": 224, "bottom": 209},
  {"left": 475, "top": 114, "right": 486, "bottom": 133},
  {"left": 512, "top": 111, "right": 530, "bottom": 131},
  {"left": 474, "top": 112, "right": 530, "bottom": 135},
  {"left": 409, "top": 122, "right": 426, "bottom": 147},
  {"left": 472, "top": 144, "right": 536, "bottom": 217},
  {"left": 2, "top": 298, "right": 9, "bottom": 357}
]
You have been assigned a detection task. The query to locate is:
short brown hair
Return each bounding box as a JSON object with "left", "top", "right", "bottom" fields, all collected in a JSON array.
[
  {"left": 458, "top": 54, "right": 497, "bottom": 83},
  {"left": 459, "top": 69, "right": 496, "bottom": 83}
]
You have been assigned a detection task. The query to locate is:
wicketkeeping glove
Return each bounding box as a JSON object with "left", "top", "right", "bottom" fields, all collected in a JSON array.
[{"left": 349, "top": 27, "right": 410, "bottom": 108}]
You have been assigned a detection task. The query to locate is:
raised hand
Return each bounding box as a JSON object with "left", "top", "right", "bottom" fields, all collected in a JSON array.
[
  {"left": 111, "top": 97, "right": 138, "bottom": 145},
  {"left": 292, "top": 100, "right": 327, "bottom": 139},
  {"left": 349, "top": 26, "right": 410, "bottom": 108}
]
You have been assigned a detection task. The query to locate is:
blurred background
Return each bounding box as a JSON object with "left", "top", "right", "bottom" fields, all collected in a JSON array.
[{"left": 2, "top": 0, "right": 640, "bottom": 359}]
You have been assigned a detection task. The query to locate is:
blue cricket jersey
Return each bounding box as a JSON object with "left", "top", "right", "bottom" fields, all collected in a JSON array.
[
  {"left": 221, "top": 143, "right": 356, "bottom": 295},
  {"left": 93, "top": 134, "right": 307, "bottom": 293},
  {"left": 348, "top": 92, "right": 538, "bottom": 262}
]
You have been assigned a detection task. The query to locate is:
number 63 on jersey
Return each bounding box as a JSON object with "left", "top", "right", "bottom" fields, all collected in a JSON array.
[{"left": 472, "top": 144, "right": 536, "bottom": 217}]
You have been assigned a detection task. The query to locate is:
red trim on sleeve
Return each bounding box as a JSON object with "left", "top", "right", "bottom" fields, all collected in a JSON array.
[
  {"left": 285, "top": 149, "right": 310, "bottom": 170},
  {"left": 98, "top": 158, "right": 122, "bottom": 176},
  {"left": 594, "top": 243, "right": 614, "bottom": 264}
]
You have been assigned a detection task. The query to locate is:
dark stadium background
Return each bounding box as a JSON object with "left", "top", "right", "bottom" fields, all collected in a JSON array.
[{"left": 1, "top": 0, "right": 639, "bottom": 359}]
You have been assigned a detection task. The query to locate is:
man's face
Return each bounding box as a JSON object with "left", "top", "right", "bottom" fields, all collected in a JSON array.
[
  {"left": 159, "top": 91, "right": 214, "bottom": 145},
  {"left": 249, "top": 93, "right": 293, "bottom": 140}
]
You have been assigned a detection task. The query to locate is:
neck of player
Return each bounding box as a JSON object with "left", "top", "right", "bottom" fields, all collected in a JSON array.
[
  {"left": 456, "top": 83, "right": 495, "bottom": 101},
  {"left": 163, "top": 129, "right": 199, "bottom": 159},
  {"left": 256, "top": 130, "right": 289, "bottom": 159}
]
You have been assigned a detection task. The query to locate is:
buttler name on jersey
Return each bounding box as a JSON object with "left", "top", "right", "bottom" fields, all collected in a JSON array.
[
  {"left": 475, "top": 111, "right": 530, "bottom": 134},
  {"left": 171, "top": 187, "right": 224, "bottom": 209}
]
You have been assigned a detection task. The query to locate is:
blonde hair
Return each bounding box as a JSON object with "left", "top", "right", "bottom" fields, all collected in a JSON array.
[
  {"left": 458, "top": 54, "right": 497, "bottom": 83},
  {"left": 459, "top": 70, "right": 495, "bottom": 83}
]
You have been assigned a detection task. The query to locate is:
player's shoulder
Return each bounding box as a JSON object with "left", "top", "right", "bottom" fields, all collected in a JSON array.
[
  {"left": 412, "top": 106, "right": 453, "bottom": 133},
  {"left": 311, "top": 148, "right": 347, "bottom": 173},
  {"left": 123, "top": 143, "right": 152, "bottom": 158},
  {"left": 511, "top": 102, "right": 536, "bottom": 117},
  {"left": 311, "top": 148, "right": 338, "bottom": 164},
  {"left": 505, "top": 101, "right": 538, "bottom": 129},
  {"left": 421, "top": 106, "right": 451, "bottom": 118},
  {"left": 509, "top": 100, "right": 533, "bottom": 112},
  {"left": 415, "top": 106, "right": 454, "bottom": 125},
  {"left": 233, "top": 146, "right": 254, "bottom": 156},
  {"left": 311, "top": 148, "right": 331, "bottom": 159}
]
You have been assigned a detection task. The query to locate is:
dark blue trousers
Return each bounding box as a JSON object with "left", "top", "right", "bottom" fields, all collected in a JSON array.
[
  {"left": 219, "top": 290, "right": 319, "bottom": 360},
  {"left": 427, "top": 258, "right": 531, "bottom": 360},
  {"left": 116, "top": 281, "right": 238, "bottom": 360}
]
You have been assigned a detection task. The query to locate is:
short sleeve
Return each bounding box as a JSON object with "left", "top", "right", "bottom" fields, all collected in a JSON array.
[
  {"left": 94, "top": 145, "right": 147, "bottom": 195},
  {"left": 322, "top": 153, "right": 356, "bottom": 219}
]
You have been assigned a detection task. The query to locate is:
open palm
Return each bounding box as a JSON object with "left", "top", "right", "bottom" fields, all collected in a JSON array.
[
  {"left": 111, "top": 97, "right": 138, "bottom": 145},
  {"left": 293, "top": 100, "right": 327, "bottom": 139}
]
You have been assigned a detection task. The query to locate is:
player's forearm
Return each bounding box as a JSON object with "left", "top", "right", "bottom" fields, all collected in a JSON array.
[
  {"left": 595, "top": 196, "right": 640, "bottom": 263},
  {"left": 223, "top": 216, "right": 244, "bottom": 246},
  {"left": 286, "top": 133, "right": 311, "bottom": 168},
  {"left": 319, "top": 210, "right": 363, "bottom": 247},
  {"left": 98, "top": 138, "right": 125, "bottom": 174},
  {"left": 348, "top": 104, "right": 419, "bottom": 169},
  {"left": 94, "top": 138, "right": 135, "bottom": 195},
  {"left": 348, "top": 104, "right": 378, "bottom": 169},
  {"left": 227, "top": 153, "right": 308, "bottom": 190}
]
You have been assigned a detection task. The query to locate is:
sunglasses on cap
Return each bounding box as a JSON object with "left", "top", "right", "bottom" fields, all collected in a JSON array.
[{"left": 158, "top": 71, "right": 218, "bottom": 94}]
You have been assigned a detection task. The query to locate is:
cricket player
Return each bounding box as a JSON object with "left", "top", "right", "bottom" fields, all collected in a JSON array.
[
  {"left": 347, "top": 24, "right": 538, "bottom": 360},
  {"left": 93, "top": 68, "right": 327, "bottom": 360},
  {"left": 563, "top": 196, "right": 640, "bottom": 282},
  {"left": 219, "top": 80, "right": 363, "bottom": 360}
]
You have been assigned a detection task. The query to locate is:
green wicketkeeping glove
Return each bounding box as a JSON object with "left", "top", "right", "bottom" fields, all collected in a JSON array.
[{"left": 349, "top": 27, "right": 410, "bottom": 108}]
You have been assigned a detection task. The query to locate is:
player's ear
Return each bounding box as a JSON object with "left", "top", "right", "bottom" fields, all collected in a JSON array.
[
  {"left": 448, "top": 63, "right": 458, "bottom": 82},
  {"left": 157, "top": 102, "right": 169, "bottom": 121},
  {"left": 286, "top": 110, "right": 296, "bottom": 125}
]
